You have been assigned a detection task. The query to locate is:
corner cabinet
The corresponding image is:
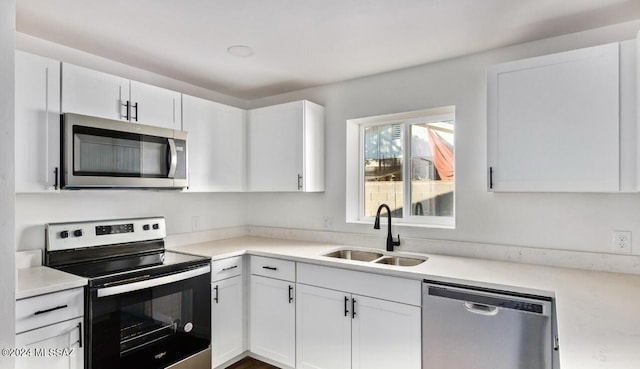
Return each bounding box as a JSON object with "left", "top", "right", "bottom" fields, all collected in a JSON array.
[
  {"left": 182, "top": 95, "right": 246, "bottom": 192},
  {"left": 249, "top": 256, "right": 296, "bottom": 367},
  {"left": 487, "top": 41, "right": 637, "bottom": 192},
  {"left": 62, "top": 63, "right": 181, "bottom": 129},
  {"left": 296, "top": 263, "right": 421, "bottom": 369},
  {"left": 248, "top": 100, "right": 325, "bottom": 192},
  {"left": 15, "top": 51, "right": 61, "bottom": 193}
]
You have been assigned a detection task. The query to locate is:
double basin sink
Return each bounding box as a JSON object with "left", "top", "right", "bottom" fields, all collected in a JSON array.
[{"left": 323, "top": 248, "right": 427, "bottom": 267}]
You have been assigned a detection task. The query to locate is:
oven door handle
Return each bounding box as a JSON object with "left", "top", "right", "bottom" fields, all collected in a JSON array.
[{"left": 96, "top": 265, "right": 210, "bottom": 298}]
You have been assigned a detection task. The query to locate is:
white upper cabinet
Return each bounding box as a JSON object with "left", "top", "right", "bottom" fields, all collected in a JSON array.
[
  {"left": 62, "top": 63, "right": 181, "bottom": 129},
  {"left": 61, "top": 63, "right": 130, "bottom": 121},
  {"left": 487, "top": 42, "right": 634, "bottom": 192},
  {"left": 182, "top": 95, "right": 246, "bottom": 192},
  {"left": 130, "top": 80, "right": 181, "bottom": 129},
  {"left": 248, "top": 100, "right": 324, "bottom": 192},
  {"left": 15, "top": 51, "right": 61, "bottom": 192}
]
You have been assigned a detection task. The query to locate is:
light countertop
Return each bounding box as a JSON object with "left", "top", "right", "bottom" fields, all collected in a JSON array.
[
  {"left": 170, "top": 236, "right": 640, "bottom": 369},
  {"left": 16, "top": 266, "right": 87, "bottom": 300}
]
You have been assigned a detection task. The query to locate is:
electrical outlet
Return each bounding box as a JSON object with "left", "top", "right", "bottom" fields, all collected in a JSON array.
[
  {"left": 191, "top": 216, "right": 200, "bottom": 231},
  {"left": 612, "top": 231, "right": 632, "bottom": 253}
]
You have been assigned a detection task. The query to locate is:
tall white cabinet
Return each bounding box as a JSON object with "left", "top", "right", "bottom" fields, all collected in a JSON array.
[
  {"left": 211, "top": 256, "right": 245, "bottom": 368},
  {"left": 62, "top": 63, "right": 181, "bottom": 129},
  {"left": 487, "top": 42, "right": 636, "bottom": 192},
  {"left": 248, "top": 100, "right": 324, "bottom": 192},
  {"left": 182, "top": 95, "right": 246, "bottom": 191},
  {"left": 15, "top": 51, "right": 61, "bottom": 192},
  {"left": 249, "top": 256, "right": 296, "bottom": 368}
]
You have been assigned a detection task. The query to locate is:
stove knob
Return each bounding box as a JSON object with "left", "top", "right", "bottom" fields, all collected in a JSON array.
[
  {"left": 143, "top": 224, "right": 150, "bottom": 231},
  {"left": 152, "top": 223, "right": 160, "bottom": 230},
  {"left": 73, "top": 229, "right": 83, "bottom": 237},
  {"left": 60, "top": 230, "right": 69, "bottom": 239}
]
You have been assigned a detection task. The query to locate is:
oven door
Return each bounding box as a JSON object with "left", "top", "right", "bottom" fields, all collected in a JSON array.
[
  {"left": 62, "top": 113, "right": 188, "bottom": 189},
  {"left": 88, "top": 265, "right": 211, "bottom": 369}
]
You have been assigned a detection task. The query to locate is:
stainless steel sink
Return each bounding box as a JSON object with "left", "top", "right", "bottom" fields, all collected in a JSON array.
[
  {"left": 324, "top": 249, "right": 384, "bottom": 262},
  {"left": 374, "top": 256, "right": 427, "bottom": 266}
]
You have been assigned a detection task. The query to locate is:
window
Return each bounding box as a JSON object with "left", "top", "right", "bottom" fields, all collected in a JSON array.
[{"left": 346, "top": 106, "right": 455, "bottom": 228}]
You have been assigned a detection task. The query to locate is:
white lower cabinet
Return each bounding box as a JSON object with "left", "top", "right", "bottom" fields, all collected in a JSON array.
[
  {"left": 15, "top": 317, "right": 84, "bottom": 369},
  {"left": 249, "top": 273, "right": 296, "bottom": 367},
  {"left": 15, "top": 287, "right": 85, "bottom": 369},
  {"left": 295, "top": 284, "right": 352, "bottom": 369},
  {"left": 350, "top": 295, "right": 421, "bottom": 369},
  {"left": 296, "top": 263, "right": 422, "bottom": 369},
  {"left": 212, "top": 275, "right": 244, "bottom": 368}
]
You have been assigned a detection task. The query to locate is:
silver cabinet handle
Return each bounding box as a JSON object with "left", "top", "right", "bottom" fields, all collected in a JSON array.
[
  {"left": 221, "top": 265, "right": 238, "bottom": 272},
  {"left": 167, "top": 139, "right": 177, "bottom": 178}
]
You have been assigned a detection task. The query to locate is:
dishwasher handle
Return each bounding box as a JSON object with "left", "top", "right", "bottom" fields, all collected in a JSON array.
[{"left": 464, "top": 301, "right": 498, "bottom": 316}]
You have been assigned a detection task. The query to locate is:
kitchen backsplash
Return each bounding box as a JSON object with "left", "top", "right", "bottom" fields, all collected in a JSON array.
[{"left": 164, "top": 225, "right": 640, "bottom": 276}]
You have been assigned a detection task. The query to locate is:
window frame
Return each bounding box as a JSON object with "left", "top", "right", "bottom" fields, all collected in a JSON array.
[{"left": 347, "top": 106, "right": 455, "bottom": 229}]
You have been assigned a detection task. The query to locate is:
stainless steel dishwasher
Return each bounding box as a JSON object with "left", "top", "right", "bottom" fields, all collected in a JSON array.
[{"left": 422, "top": 281, "right": 556, "bottom": 369}]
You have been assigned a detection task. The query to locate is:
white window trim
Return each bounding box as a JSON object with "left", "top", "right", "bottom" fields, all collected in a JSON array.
[{"left": 346, "top": 106, "right": 455, "bottom": 229}]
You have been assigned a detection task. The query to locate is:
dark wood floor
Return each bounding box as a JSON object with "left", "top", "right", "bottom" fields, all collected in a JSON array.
[{"left": 226, "top": 356, "right": 280, "bottom": 369}]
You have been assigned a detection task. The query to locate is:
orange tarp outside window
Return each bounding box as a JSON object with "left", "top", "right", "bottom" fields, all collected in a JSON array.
[{"left": 427, "top": 128, "right": 454, "bottom": 180}]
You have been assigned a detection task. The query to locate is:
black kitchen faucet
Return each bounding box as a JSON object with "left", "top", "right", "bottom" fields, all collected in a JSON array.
[{"left": 373, "top": 203, "right": 401, "bottom": 252}]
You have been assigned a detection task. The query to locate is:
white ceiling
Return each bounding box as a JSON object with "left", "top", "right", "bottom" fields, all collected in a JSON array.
[{"left": 16, "top": 0, "right": 640, "bottom": 100}]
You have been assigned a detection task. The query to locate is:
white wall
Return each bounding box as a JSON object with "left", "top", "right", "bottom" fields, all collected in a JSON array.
[
  {"left": 16, "top": 192, "right": 247, "bottom": 251},
  {"left": 245, "top": 20, "right": 640, "bottom": 256},
  {"left": 0, "top": 0, "right": 16, "bottom": 365}
]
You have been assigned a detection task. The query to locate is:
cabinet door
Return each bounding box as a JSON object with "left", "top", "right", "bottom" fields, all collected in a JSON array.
[
  {"left": 249, "top": 276, "right": 295, "bottom": 367},
  {"left": 212, "top": 276, "right": 244, "bottom": 368},
  {"left": 248, "top": 101, "right": 303, "bottom": 191},
  {"left": 15, "top": 51, "right": 61, "bottom": 192},
  {"left": 351, "top": 295, "right": 421, "bottom": 369},
  {"left": 15, "top": 317, "right": 84, "bottom": 369},
  {"left": 61, "top": 63, "right": 130, "bottom": 121},
  {"left": 130, "top": 80, "right": 181, "bottom": 129},
  {"left": 182, "top": 95, "right": 246, "bottom": 191},
  {"left": 296, "top": 284, "right": 351, "bottom": 369},
  {"left": 487, "top": 43, "right": 620, "bottom": 192}
]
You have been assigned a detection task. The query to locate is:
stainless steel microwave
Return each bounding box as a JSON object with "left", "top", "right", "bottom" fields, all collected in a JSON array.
[{"left": 61, "top": 113, "right": 188, "bottom": 189}]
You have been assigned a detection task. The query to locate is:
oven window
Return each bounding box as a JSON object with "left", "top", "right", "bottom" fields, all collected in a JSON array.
[{"left": 120, "top": 290, "right": 192, "bottom": 355}]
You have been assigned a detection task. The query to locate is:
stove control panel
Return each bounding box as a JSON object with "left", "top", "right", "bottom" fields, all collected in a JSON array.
[{"left": 46, "top": 217, "right": 166, "bottom": 252}]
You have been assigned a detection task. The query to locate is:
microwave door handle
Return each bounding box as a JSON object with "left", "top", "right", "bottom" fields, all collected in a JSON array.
[{"left": 167, "top": 138, "right": 177, "bottom": 178}]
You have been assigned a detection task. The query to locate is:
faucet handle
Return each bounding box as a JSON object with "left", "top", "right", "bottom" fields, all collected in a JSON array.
[{"left": 393, "top": 234, "right": 401, "bottom": 246}]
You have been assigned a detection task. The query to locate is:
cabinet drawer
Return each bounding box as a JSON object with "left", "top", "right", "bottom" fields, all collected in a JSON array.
[
  {"left": 250, "top": 256, "right": 295, "bottom": 281},
  {"left": 16, "top": 287, "right": 84, "bottom": 333},
  {"left": 211, "top": 256, "right": 243, "bottom": 282}
]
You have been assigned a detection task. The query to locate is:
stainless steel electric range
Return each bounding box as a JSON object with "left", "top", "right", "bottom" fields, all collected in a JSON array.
[{"left": 45, "top": 217, "right": 211, "bottom": 369}]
